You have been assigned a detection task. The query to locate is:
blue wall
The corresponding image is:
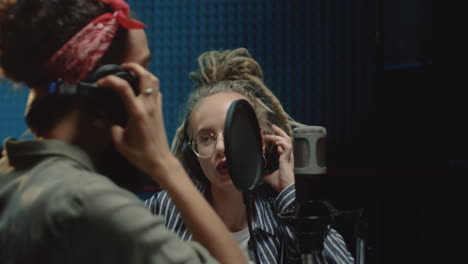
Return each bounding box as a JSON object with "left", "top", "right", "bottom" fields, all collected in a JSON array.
[
  {"left": 0, "top": 79, "right": 29, "bottom": 142},
  {"left": 1, "top": 0, "right": 374, "bottom": 167},
  {"left": 127, "top": 0, "right": 375, "bottom": 168}
]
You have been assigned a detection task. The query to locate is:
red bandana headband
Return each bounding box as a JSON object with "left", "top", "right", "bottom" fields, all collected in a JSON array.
[{"left": 45, "top": 0, "right": 146, "bottom": 83}]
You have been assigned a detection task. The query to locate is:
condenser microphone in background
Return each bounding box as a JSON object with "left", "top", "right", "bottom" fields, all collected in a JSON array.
[
  {"left": 289, "top": 126, "right": 365, "bottom": 263},
  {"left": 293, "top": 126, "right": 328, "bottom": 203},
  {"left": 282, "top": 126, "right": 334, "bottom": 259}
]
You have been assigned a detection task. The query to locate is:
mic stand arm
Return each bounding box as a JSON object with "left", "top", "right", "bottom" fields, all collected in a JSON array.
[
  {"left": 278, "top": 200, "right": 337, "bottom": 264},
  {"left": 332, "top": 207, "right": 367, "bottom": 264},
  {"left": 301, "top": 201, "right": 340, "bottom": 264}
]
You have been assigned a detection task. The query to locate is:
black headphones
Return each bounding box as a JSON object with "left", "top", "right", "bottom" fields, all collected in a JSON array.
[
  {"left": 180, "top": 119, "right": 206, "bottom": 182},
  {"left": 47, "top": 64, "right": 139, "bottom": 126}
]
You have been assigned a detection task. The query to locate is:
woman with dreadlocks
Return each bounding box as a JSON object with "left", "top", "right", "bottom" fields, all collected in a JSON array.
[{"left": 145, "top": 48, "right": 355, "bottom": 264}]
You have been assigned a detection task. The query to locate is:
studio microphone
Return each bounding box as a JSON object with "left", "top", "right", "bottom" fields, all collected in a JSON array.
[
  {"left": 289, "top": 126, "right": 364, "bottom": 264},
  {"left": 293, "top": 126, "right": 328, "bottom": 203},
  {"left": 288, "top": 125, "right": 337, "bottom": 262}
]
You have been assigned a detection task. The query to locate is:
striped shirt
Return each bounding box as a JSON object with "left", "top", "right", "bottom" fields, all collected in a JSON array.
[{"left": 145, "top": 183, "right": 355, "bottom": 264}]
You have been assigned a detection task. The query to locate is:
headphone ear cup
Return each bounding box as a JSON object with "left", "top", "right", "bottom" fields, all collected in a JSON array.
[
  {"left": 112, "top": 70, "right": 139, "bottom": 96},
  {"left": 86, "top": 64, "right": 139, "bottom": 95},
  {"left": 84, "top": 64, "right": 139, "bottom": 126},
  {"left": 181, "top": 142, "right": 206, "bottom": 183},
  {"left": 263, "top": 141, "right": 280, "bottom": 174}
]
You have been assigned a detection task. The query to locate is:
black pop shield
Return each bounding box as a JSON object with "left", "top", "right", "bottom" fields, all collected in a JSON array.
[{"left": 224, "top": 99, "right": 264, "bottom": 192}]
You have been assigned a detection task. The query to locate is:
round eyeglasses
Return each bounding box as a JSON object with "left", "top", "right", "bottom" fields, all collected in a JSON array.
[{"left": 188, "top": 131, "right": 224, "bottom": 158}]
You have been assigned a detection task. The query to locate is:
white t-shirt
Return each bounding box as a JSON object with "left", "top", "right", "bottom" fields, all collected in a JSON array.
[{"left": 231, "top": 227, "right": 254, "bottom": 264}]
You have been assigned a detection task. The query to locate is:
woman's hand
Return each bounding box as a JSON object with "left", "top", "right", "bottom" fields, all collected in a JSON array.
[
  {"left": 262, "top": 125, "right": 295, "bottom": 192},
  {"left": 96, "top": 63, "right": 173, "bottom": 178}
]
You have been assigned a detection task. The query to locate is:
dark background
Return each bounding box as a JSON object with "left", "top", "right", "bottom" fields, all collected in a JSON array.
[{"left": 0, "top": 0, "right": 456, "bottom": 263}]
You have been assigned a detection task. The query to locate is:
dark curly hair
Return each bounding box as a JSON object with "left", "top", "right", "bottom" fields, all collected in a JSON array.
[
  {"left": 0, "top": 0, "right": 128, "bottom": 88},
  {"left": 0, "top": 0, "right": 133, "bottom": 135}
]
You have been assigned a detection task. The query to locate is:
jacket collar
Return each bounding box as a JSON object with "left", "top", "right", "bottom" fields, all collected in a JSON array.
[{"left": 3, "top": 138, "right": 96, "bottom": 172}]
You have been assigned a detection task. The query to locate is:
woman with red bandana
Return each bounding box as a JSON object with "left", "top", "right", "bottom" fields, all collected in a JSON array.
[
  {"left": 145, "top": 48, "right": 355, "bottom": 264},
  {"left": 0, "top": 0, "right": 245, "bottom": 263}
]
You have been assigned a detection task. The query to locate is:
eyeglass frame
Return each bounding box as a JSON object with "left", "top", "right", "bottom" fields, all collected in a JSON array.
[{"left": 188, "top": 131, "right": 225, "bottom": 158}]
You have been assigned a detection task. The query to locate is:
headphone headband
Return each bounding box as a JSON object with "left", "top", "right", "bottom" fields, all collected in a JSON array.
[
  {"left": 48, "top": 79, "right": 101, "bottom": 96},
  {"left": 45, "top": 64, "right": 138, "bottom": 126}
]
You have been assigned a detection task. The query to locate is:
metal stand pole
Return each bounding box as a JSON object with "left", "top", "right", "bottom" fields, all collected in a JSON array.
[
  {"left": 356, "top": 237, "right": 365, "bottom": 264},
  {"left": 302, "top": 253, "right": 315, "bottom": 264},
  {"left": 354, "top": 208, "right": 366, "bottom": 264}
]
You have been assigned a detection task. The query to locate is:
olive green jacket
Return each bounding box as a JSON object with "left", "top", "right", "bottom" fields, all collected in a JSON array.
[{"left": 0, "top": 138, "right": 216, "bottom": 264}]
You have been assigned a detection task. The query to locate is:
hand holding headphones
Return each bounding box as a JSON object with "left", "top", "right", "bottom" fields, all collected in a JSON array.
[
  {"left": 96, "top": 63, "right": 173, "bottom": 178},
  {"left": 261, "top": 124, "right": 295, "bottom": 192},
  {"left": 47, "top": 64, "right": 138, "bottom": 126}
]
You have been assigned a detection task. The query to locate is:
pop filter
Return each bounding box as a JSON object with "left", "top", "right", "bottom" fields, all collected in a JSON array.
[{"left": 224, "top": 99, "right": 264, "bottom": 192}]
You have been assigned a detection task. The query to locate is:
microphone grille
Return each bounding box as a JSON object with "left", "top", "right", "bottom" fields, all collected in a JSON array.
[
  {"left": 316, "top": 137, "right": 327, "bottom": 167},
  {"left": 293, "top": 126, "right": 327, "bottom": 174},
  {"left": 293, "top": 138, "right": 310, "bottom": 168}
]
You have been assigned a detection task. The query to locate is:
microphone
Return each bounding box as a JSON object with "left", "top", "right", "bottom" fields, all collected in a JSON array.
[
  {"left": 289, "top": 126, "right": 334, "bottom": 258},
  {"left": 293, "top": 126, "right": 328, "bottom": 203},
  {"left": 288, "top": 126, "right": 365, "bottom": 263}
]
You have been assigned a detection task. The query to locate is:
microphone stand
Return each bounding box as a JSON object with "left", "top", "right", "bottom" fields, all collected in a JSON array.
[
  {"left": 285, "top": 126, "right": 367, "bottom": 263},
  {"left": 278, "top": 199, "right": 336, "bottom": 264},
  {"left": 354, "top": 208, "right": 367, "bottom": 264},
  {"left": 279, "top": 199, "right": 367, "bottom": 264},
  {"left": 333, "top": 207, "right": 367, "bottom": 264}
]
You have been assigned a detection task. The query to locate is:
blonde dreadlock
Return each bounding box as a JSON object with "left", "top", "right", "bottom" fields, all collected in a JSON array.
[{"left": 172, "top": 48, "right": 302, "bottom": 182}]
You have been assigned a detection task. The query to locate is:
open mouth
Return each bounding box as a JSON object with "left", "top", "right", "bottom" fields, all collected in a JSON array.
[{"left": 216, "top": 160, "right": 229, "bottom": 175}]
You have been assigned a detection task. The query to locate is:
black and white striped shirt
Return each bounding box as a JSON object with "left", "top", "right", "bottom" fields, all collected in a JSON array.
[{"left": 145, "top": 183, "right": 355, "bottom": 264}]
